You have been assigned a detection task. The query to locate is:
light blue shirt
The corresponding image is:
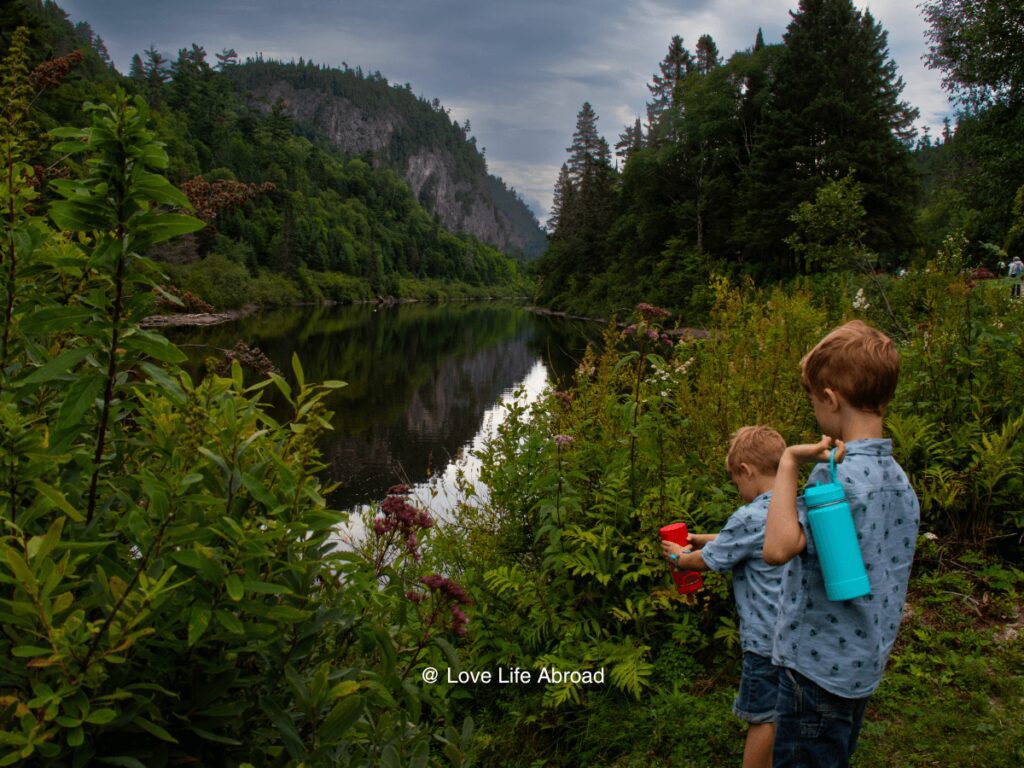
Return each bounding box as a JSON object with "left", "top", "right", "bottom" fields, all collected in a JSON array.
[
  {"left": 701, "top": 492, "right": 784, "bottom": 657},
  {"left": 771, "top": 438, "right": 920, "bottom": 698}
]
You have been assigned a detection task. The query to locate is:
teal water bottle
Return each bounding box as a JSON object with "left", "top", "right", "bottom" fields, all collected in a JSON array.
[{"left": 802, "top": 448, "right": 871, "bottom": 601}]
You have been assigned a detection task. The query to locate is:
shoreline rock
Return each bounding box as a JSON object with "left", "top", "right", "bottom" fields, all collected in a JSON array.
[{"left": 140, "top": 304, "right": 257, "bottom": 328}]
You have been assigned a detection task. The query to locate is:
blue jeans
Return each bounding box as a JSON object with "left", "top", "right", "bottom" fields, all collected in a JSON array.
[
  {"left": 773, "top": 666, "right": 867, "bottom": 767},
  {"left": 733, "top": 652, "right": 779, "bottom": 724}
]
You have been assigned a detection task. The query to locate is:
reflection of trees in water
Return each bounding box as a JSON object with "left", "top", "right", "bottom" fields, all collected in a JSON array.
[
  {"left": 172, "top": 303, "right": 591, "bottom": 509},
  {"left": 323, "top": 338, "right": 538, "bottom": 508}
]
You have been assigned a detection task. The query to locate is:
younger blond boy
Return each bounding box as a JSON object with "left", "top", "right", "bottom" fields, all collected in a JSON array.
[
  {"left": 763, "top": 320, "right": 920, "bottom": 768},
  {"left": 662, "top": 426, "right": 787, "bottom": 768}
]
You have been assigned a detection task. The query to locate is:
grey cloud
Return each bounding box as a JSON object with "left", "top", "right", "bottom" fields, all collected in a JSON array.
[{"left": 58, "top": 0, "right": 949, "bottom": 222}]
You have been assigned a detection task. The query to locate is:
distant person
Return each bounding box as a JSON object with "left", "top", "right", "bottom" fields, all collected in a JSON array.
[
  {"left": 763, "top": 320, "right": 919, "bottom": 768},
  {"left": 662, "top": 426, "right": 788, "bottom": 768},
  {"left": 1009, "top": 256, "right": 1023, "bottom": 298}
]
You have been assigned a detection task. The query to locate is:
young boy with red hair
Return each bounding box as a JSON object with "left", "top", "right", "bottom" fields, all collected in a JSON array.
[{"left": 764, "top": 320, "right": 920, "bottom": 767}]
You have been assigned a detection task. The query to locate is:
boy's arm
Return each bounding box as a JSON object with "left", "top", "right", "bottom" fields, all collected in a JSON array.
[
  {"left": 688, "top": 533, "right": 717, "bottom": 549},
  {"left": 763, "top": 436, "right": 845, "bottom": 565},
  {"left": 660, "top": 540, "right": 711, "bottom": 571}
]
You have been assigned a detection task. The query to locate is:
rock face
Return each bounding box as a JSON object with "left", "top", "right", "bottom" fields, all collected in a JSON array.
[{"left": 251, "top": 80, "right": 546, "bottom": 259}]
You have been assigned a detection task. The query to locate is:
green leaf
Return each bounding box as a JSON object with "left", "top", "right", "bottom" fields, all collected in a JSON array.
[
  {"left": 84, "top": 708, "right": 117, "bottom": 725},
  {"left": 225, "top": 574, "right": 243, "bottom": 602},
  {"left": 121, "top": 329, "right": 186, "bottom": 363},
  {"left": 261, "top": 698, "right": 304, "bottom": 761},
  {"left": 138, "top": 362, "right": 186, "bottom": 406},
  {"left": 189, "top": 726, "right": 242, "bottom": 746},
  {"left": 264, "top": 605, "right": 312, "bottom": 623},
  {"left": 31, "top": 481, "right": 85, "bottom": 523},
  {"left": 18, "top": 348, "right": 90, "bottom": 387},
  {"left": 12, "top": 646, "right": 52, "bottom": 658},
  {"left": 187, "top": 604, "right": 211, "bottom": 647},
  {"left": 49, "top": 199, "right": 114, "bottom": 232},
  {"left": 131, "top": 212, "right": 205, "bottom": 245},
  {"left": 318, "top": 696, "right": 363, "bottom": 745},
  {"left": 18, "top": 306, "right": 96, "bottom": 335},
  {"left": 242, "top": 580, "right": 293, "bottom": 596},
  {"left": 53, "top": 375, "right": 105, "bottom": 444},
  {"left": 239, "top": 473, "right": 279, "bottom": 510},
  {"left": 96, "top": 758, "right": 147, "bottom": 768},
  {"left": 214, "top": 610, "right": 244, "bottom": 635},
  {"left": 133, "top": 716, "right": 178, "bottom": 744}
]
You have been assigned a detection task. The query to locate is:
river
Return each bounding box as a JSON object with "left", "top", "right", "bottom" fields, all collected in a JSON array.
[{"left": 168, "top": 302, "right": 597, "bottom": 519}]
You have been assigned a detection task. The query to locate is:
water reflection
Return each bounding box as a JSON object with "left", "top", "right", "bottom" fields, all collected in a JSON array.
[{"left": 170, "top": 302, "right": 597, "bottom": 511}]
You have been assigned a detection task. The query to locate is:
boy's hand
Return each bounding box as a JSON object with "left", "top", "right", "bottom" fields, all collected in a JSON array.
[
  {"left": 660, "top": 540, "right": 692, "bottom": 559},
  {"left": 785, "top": 435, "right": 845, "bottom": 466}
]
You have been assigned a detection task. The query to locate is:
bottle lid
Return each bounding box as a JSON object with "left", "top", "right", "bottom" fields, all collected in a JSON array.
[
  {"left": 803, "top": 447, "right": 845, "bottom": 509},
  {"left": 803, "top": 480, "right": 846, "bottom": 508}
]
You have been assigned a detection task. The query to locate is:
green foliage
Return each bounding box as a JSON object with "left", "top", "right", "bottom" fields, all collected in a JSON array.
[
  {"left": 437, "top": 267, "right": 1024, "bottom": 763},
  {"left": 785, "top": 175, "right": 873, "bottom": 272},
  {"left": 4, "top": 3, "right": 527, "bottom": 314},
  {"left": 0, "top": 87, "right": 472, "bottom": 766}
]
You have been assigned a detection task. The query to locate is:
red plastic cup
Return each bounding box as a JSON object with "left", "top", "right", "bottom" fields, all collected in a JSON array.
[{"left": 660, "top": 522, "right": 703, "bottom": 594}]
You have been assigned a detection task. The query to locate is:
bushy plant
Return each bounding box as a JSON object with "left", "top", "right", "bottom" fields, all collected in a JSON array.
[{"left": 0, "top": 68, "right": 471, "bottom": 766}]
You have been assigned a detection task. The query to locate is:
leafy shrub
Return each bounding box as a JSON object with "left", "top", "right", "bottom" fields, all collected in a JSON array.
[{"left": 0, "top": 75, "right": 471, "bottom": 766}]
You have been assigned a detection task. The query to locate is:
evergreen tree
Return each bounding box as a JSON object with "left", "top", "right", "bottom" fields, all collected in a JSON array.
[
  {"left": 737, "top": 0, "right": 918, "bottom": 272},
  {"left": 646, "top": 36, "right": 693, "bottom": 139},
  {"left": 615, "top": 117, "right": 644, "bottom": 164},
  {"left": 566, "top": 102, "right": 610, "bottom": 184},
  {"left": 215, "top": 48, "right": 238, "bottom": 69},
  {"left": 694, "top": 34, "right": 721, "bottom": 76},
  {"left": 93, "top": 34, "right": 111, "bottom": 67},
  {"left": 548, "top": 163, "right": 574, "bottom": 235},
  {"left": 128, "top": 53, "right": 145, "bottom": 81}
]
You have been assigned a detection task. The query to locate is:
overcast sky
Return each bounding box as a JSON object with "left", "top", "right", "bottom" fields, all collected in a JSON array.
[{"left": 58, "top": 0, "right": 951, "bottom": 225}]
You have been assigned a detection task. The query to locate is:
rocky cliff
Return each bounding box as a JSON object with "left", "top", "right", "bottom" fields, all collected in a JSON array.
[{"left": 232, "top": 70, "right": 547, "bottom": 260}]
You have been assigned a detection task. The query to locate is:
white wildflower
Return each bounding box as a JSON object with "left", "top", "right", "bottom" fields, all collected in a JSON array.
[{"left": 852, "top": 288, "right": 871, "bottom": 311}]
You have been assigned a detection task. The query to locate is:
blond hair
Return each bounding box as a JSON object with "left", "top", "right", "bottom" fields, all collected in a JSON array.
[
  {"left": 726, "top": 426, "right": 786, "bottom": 476},
  {"left": 800, "top": 320, "right": 899, "bottom": 415}
]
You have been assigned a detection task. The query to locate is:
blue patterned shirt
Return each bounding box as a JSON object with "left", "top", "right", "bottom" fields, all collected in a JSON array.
[
  {"left": 701, "top": 492, "right": 784, "bottom": 657},
  {"left": 771, "top": 438, "right": 920, "bottom": 698}
]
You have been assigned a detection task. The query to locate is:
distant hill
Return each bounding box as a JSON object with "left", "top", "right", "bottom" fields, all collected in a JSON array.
[
  {"left": 227, "top": 61, "right": 547, "bottom": 260},
  {"left": 1, "top": 0, "right": 534, "bottom": 306}
]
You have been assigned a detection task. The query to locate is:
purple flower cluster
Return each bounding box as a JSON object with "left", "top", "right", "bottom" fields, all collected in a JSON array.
[
  {"left": 371, "top": 486, "right": 433, "bottom": 562},
  {"left": 554, "top": 390, "right": 573, "bottom": 406},
  {"left": 554, "top": 434, "right": 575, "bottom": 447},
  {"left": 636, "top": 302, "right": 672, "bottom": 320},
  {"left": 417, "top": 574, "right": 472, "bottom": 637},
  {"left": 621, "top": 324, "right": 637, "bottom": 337}
]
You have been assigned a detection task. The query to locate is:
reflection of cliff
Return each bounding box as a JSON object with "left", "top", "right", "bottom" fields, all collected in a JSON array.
[
  {"left": 322, "top": 337, "right": 537, "bottom": 507},
  {"left": 171, "top": 303, "right": 592, "bottom": 510}
]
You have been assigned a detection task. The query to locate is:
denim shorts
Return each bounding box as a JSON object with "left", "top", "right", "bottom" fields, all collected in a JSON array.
[
  {"left": 773, "top": 665, "right": 868, "bottom": 767},
  {"left": 733, "top": 652, "right": 779, "bottom": 724}
]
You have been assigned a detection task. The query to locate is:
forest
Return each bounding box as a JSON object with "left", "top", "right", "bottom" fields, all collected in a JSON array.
[
  {"left": 0, "top": 0, "right": 1021, "bottom": 766},
  {"left": 1, "top": 0, "right": 530, "bottom": 312},
  {"left": 537, "top": 0, "right": 1024, "bottom": 321}
]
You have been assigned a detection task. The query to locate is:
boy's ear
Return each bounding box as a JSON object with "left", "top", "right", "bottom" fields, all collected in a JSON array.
[
  {"left": 738, "top": 462, "right": 755, "bottom": 479},
  {"left": 822, "top": 387, "right": 842, "bottom": 411}
]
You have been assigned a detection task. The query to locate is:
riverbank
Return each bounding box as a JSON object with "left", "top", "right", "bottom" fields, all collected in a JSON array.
[{"left": 526, "top": 305, "right": 710, "bottom": 339}]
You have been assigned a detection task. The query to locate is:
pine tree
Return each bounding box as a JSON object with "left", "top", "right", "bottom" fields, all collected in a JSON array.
[
  {"left": 646, "top": 36, "right": 693, "bottom": 132},
  {"left": 738, "top": 0, "right": 918, "bottom": 272},
  {"left": 548, "top": 163, "right": 574, "bottom": 235},
  {"left": 128, "top": 53, "right": 145, "bottom": 81},
  {"left": 615, "top": 117, "right": 644, "bottom": 163},
  {"left": 566, "top": 102, "right": 609, "bottom": 185},
  {"left": 215, "top": 48, "right": 238, "bottom": 69},
  {"left": 694, "top": 34, "right": 721, "bottom": 76}
]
